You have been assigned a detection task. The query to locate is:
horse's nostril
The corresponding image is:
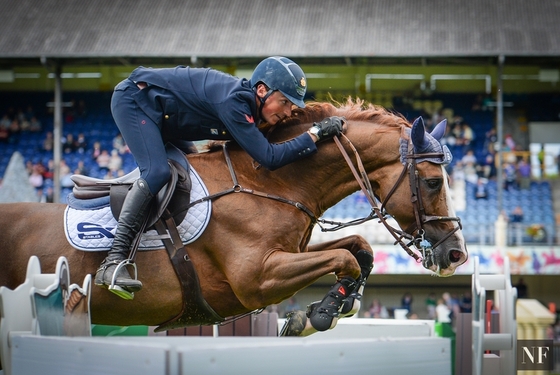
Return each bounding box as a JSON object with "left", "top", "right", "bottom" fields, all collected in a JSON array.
[{"left": 449, "top": 250, "right": 463, "bottom": 263}]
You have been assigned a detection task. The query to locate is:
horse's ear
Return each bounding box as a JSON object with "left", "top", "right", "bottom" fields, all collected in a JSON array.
[
  {"left": 411, "top": 117, "right": 430, "bottom": 152},
  {"left": 430, "top": 119, "right": 447, "bottom": 141}
]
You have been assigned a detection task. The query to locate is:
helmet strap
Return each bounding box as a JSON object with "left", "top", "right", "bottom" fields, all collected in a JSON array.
[{"left": 256, "top": 87, "right": 274, "bottom": 121}]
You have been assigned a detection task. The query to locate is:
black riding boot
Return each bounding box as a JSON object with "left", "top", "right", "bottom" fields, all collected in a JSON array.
[{"left": 94, "top": 178, "right": 153, "bottom": 299}]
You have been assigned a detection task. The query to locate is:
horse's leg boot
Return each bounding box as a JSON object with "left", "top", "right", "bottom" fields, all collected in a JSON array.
[
  {"left": 307, "top": 277, "right": 357, "bottom": 331},
  {"left": 94, "top": 178, "right": 153, "bottom": 298},
  {"left": 341, "top": 250, "right": 374, "bottom": 315}
]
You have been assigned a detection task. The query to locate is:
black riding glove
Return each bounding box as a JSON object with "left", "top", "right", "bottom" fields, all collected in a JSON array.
[{"left": 310, "top": 116, "right": 345, "bottom": 141}]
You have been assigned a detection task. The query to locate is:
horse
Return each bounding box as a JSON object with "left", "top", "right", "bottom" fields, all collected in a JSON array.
[{"left": 0, "top": 98, "right": 467, "bottom": 340}]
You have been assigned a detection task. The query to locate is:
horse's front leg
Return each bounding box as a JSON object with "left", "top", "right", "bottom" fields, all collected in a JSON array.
[
  {"left": 309, "top": 235, "right": 374, "bottom": 317},
  {"left": 281, "top": 235, "right": 374, "bottom": 337}
]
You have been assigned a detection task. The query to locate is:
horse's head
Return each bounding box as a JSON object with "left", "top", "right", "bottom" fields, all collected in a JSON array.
[{"left": 372, "top": 115, "right": 467, "bottom": 276}]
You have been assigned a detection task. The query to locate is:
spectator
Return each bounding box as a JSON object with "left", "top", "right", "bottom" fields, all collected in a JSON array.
[
  {"left": 503, "top": 162, "right": 517, "bottom": 191},
  {"left": 459, "top": 291, "right": 472, "bottom": 313},
  {"left": 108, "top": 149, "right": 123, "bottom": 173},
  {"left": 0, "top": 114, "right": 11, "bottom": 128},
  {"left": 474, "top": 177, "right": 488, "bottom": 199},
  {"left": 74, "top": 160, "right": 88, "bottom": 176},
  {"left": 75, "top": 133, "right": 87, "bottom": 154},
  {"left": 91, "top": 141, "right": 102, "bottom": 160},
  {"left": 460, "top": 122, "right": 474, "bottom": 153},
  {"left": 436, "top": 298, "right": 451, "bottom": 323},
  {"left": 28, "top": 164, "right": 44, "bottom": 190},
  {"left": 37, "top": 187, "right": 55, "bottom": 203},
  {"left": 62, "top": 133, "right": 77, "bottom": 154},
  {"left": 42, "top": 131, "right": 54, "bottom": 152},
  {"left": 484, "top": 127, "right": 498, "bottom": 153},
  {"left": 364, "top": 299, "right": 389, "bottom": 319},
  {"left": 538, "top": 146, "right": 545, "bottom": 179},
  {"left": 443, "top": 292, "right": 460, "bottom": 323},
  {"left": 19, "top": 116, "right": 30, "bottom": 132},
  {"left": 28, "top": 116, "right": 42, "bottom": 132},
  {"left": 59, "top": 160, "right": 74, "bottom": 188},
  {"left": 96, "top": 149, "right": 111, "bottom": 171},
  {"left": 504, "top": 134, "right": 516, "bottom": 151},
  {"left": 509, "top": 206, "right": 524, "bottom": 223},
  {"left": 112, "top": 133, "right": 128, "bottom": 154},
  {"left": 401, "top": 292, "right": 413, "bottom": 313},
  {"left": 451, "top": 161, "right": 465, "bottom": 185},
  {"left": 43, "top": 159, "right": 54, "bottom": 181},
  {"left": 481, "top": 151, "right": 497, "bottom": 180},
  {"left": 425, "top": 293, "right": 437, "bottom": 320},
  {"left": 461, "top": 149, "right": 477, "bottom": 166},
  {"left": 517, "top": 158, "right": 531, "bottom": 190}
]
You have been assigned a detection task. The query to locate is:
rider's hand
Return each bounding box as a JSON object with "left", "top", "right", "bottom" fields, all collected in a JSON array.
[{"left": 309, "top": 116, "right": 346, "bottom": 142}]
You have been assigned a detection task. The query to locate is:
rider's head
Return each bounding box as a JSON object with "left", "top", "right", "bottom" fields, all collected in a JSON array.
[{"left": 251, "top": 56, "right": 307, "bottom": 110}]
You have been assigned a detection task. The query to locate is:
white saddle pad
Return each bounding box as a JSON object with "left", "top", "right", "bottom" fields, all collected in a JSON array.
[{"left": 64, "top": 166, "right": 211, "bottom": 251}]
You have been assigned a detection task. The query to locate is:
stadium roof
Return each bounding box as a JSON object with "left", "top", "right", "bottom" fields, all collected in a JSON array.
[{"left": 0, "top": 0, "right": 559, "bottom": 67}]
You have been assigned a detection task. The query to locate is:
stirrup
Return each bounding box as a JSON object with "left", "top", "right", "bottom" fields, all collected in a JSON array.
[{"left": 108, "top": 259, "right": 138, "bottom": 300}]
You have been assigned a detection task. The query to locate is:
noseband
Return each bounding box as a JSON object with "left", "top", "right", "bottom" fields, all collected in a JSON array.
[{"left": 320, "top": 134, "right": 462, "bottom": 266}]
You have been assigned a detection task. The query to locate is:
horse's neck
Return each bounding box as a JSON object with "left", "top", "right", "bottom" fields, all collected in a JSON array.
[{"left": 191, "top": 124, "right": 401, "bottom": 217}]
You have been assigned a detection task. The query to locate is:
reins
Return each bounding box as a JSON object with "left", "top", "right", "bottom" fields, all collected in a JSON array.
[
  {"left": 186, "top": 132, "right": 460, "bottom": 266},
  {"left": 321, "top": 134, "right": 462, "bottom": 266}
]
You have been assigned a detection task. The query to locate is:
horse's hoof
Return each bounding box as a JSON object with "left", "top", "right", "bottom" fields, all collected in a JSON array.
[{"left": 280, "top": 310, "right": 307, "bottom": 336}]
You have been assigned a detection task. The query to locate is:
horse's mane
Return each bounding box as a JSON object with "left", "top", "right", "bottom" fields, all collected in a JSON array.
[{"left": 206, "top": 97, "right": 410, "bottom": 151}]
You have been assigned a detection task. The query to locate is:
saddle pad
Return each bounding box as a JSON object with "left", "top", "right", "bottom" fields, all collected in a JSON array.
[{"left": 64, "top": 166, "right": 211, "bottom": 251}]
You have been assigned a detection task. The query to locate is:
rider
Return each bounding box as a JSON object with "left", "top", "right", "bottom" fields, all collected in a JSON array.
[{"left": 94, "top": 56, "right": 346, "bottom": 299}]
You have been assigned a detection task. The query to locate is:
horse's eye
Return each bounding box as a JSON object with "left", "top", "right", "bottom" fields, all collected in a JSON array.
[{"left": 425, "top": 178, "right": 442, "bottom": 190}]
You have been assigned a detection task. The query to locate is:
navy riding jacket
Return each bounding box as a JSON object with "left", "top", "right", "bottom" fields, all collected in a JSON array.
[{"left": 128, "top": 66, "right": 317, "bottom": 170}]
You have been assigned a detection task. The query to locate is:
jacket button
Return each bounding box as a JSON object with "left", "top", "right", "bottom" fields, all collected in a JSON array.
[
  {"left": 164, "top": 114, "right": 169, "bottom": 120},
  {"left": 222, "top": 130, "right": 227, "bottom": 135}
]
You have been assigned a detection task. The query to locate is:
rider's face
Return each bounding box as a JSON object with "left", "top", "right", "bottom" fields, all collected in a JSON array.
[{"left": 256, "top": 85, "right": 295, "bottom": 125}]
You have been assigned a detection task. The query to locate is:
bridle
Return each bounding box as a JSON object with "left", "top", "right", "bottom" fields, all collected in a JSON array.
[{"left": 318, "top": 134, "right": 462, "bottom": 267}]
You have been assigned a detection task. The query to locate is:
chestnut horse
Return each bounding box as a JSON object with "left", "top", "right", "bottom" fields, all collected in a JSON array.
[{"left": 0, "top": 99, "right": 467, "bottom": 338}]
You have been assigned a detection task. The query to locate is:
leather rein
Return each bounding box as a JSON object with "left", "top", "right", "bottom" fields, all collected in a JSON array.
[
  {"left": 186, "top": 133, "right": 460, "bottom": 267},
  {"left": 325, "top": 134, "right": 462, "bottom": 268}
]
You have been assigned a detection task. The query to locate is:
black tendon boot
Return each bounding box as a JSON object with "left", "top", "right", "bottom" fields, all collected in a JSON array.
[
  {"left": 94, "top": 178, "right": 153, "bottom": 299},
  {"left": 307, "top": 277, "right": 357, "bottom": 332},
  {"left": 341, "top": 250, "right": 374, "bottom": 315}
]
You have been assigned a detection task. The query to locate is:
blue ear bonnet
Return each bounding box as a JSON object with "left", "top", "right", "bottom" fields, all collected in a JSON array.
[{"left": 399, "top": 118, "right": 453, "bottom": 165}]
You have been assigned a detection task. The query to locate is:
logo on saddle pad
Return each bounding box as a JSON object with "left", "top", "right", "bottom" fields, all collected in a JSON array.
[{"left": 77, "top": 222, "right": 114, "bottom": 240}]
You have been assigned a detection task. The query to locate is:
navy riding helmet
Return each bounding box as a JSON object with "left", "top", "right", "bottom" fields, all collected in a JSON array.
[{"left": 250, "top": 56, "right": 307, "bottom": 108}]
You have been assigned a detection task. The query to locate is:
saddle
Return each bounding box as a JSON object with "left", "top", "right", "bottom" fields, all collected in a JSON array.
[{"left": 71, "top": 143, "right": 192, "bottom": 230}]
